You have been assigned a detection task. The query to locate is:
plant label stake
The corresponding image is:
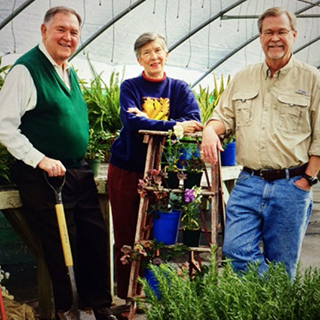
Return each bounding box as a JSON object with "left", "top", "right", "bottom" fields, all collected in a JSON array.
[{"left": 44, "top": 173, "right": 96, "bottom": 320}]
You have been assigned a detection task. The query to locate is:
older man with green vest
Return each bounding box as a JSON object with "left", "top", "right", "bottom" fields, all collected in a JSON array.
[{"left": 0, "top": 6, "right": 116, "bottom": 320}]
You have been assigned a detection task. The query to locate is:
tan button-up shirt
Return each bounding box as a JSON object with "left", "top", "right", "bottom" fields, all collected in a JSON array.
[{"left": 211, "top": 56, "right": 320, "bottom": 170}]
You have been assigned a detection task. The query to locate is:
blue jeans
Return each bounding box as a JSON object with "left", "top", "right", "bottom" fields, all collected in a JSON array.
[{"left": 222, "top": 170, "right": 313, "bottom": 278}]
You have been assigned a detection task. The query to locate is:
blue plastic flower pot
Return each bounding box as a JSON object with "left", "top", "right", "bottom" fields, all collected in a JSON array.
[
  {"left": 221, "top": 141, "right": 236, "bottom": 166},
  {"left": 152, "top": 210, "right": 181, "bottom": 245},
  {"left": 144, "top": 268, "right": 161, "bottom": 299}
]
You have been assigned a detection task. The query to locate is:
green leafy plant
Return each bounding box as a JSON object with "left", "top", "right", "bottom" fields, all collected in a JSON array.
[
  {"left": 222, "top": 134, "right": 235, "bottom": 149},
  {"left": 137, "top": 250, "right": 320, "bottom": 320},
  {"left": 161, "top": 130, "right": 183, "bottom": 173},
  {"left": 194, "top": 73, "right": 236, "bottom": 147},
  {"left": 178, "top": 138, "right": 203, "bottom": 174},
  {"left": 85, "top": 128, "right": 112, "bottom": 160},
  {"left": 79, "top": 54, "right": 123, "bottom": 161},
  {"left": 194, "top": 73, "right": 231, "bottom": 124}
]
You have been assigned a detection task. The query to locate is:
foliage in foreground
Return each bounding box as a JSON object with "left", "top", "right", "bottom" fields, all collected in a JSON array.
[{"left": 138, "top": 251, "right": 320, "bottom": 320}]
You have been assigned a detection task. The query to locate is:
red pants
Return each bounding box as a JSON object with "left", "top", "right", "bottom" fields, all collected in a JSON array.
[{"left": 107, "top": 164, "right": 143, "bottom": 299}]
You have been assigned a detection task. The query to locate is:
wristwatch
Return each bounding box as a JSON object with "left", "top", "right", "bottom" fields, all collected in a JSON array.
[{"left": 302, "top": 173, "right": 319, "bottom": 186}]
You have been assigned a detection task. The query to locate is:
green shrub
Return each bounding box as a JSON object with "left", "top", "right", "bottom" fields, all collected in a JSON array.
[{"left": 138, "top": 250, "right": 320, "bottom": 320}]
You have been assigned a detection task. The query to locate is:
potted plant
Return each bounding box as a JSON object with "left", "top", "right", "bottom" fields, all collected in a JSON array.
[
  {"left": 194, "top": 73, "right": 236, "bottom": 165},
  {"left": 178, "top": 139, "right": 203, "bottom": 189},
  {"left": 138, "top": 169, "right": 182, "bottom": 245},
  {"left": 85, "top": 128, "right": 111, "bottom": 177},
  {"left": 120, "top": 240, "right": 186, "bottom": 299},
  {"left": 221, "top": 134, "right": 236, "bottom": 166},
  {"left": 180, "top": 186, "right": 202, "bottom": 247},
  {"left": 79, "top": 55, "right": 122, "bottom": 163},
  {"left": 161, "top": 130, "right": 184, "bottom": 189}
]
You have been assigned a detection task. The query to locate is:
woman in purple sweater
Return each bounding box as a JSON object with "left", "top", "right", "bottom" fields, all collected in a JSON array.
[{"left": 108, "top": 32, "right": 203, "bottom": 304}]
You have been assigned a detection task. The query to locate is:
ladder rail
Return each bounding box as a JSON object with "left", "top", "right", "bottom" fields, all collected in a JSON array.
[{"left": 127, "top": 130, "right": 225, "bottom": 319}]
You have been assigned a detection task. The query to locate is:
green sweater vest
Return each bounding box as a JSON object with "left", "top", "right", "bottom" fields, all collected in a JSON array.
[{"left": 16, "top": 46, "right": 89, "bottom": 168}]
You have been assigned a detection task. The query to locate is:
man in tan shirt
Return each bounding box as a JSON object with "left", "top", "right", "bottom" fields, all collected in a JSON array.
[{"left": 201, "top": 7, "right": 320, "bottom": 278}]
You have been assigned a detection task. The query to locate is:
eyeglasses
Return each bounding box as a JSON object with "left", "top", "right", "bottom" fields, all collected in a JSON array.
[{"left": 262, "top": 29, "right": 293, "bottom": 37}]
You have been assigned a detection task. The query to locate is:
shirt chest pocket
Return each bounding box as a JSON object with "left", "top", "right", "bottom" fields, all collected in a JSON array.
[
  {"left": 232, "top": 91, "right": 258, "bottom": 127},
  {"left": 276, "top": 95, "right": 310, "bottom": 133}
]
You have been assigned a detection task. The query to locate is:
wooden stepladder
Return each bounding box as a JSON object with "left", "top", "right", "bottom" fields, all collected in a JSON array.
[{"left": 127, "top": 130, "right": 225, "bottom": 319}]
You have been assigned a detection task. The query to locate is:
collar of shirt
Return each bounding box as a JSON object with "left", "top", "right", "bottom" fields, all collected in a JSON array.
[
  {"left": 39, "top": 42, "right": 71, "bottom": 89},
  {"left": 263, "top": 54, "right": 294, "bottom": 80}
]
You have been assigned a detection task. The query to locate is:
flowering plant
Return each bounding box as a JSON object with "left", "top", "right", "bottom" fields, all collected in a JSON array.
[
  {"left": 180, "top": 186, "right": 202, "bottom": 230},
  {"left": 120, "top": 240, "right": 164, "bottom": 270},
  {"left": 178, "top": 140, "right": 203, "bottom": 174},
  {"left": 120, "top": 240, "right": 186, "bottom": 270},
  {"left": 138, "top": 169, "right": 172, "bottom": 212}
]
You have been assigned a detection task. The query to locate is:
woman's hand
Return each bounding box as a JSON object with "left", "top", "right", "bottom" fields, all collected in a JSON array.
[
  {"left": 178, "top": 120, "right": 203, "bottom": 133},
  {"left": 127, "top": 107, "right": 149, "bottom": 118}
]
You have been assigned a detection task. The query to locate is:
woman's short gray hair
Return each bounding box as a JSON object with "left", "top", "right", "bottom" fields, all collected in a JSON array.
[
  {"left": 43, "top": 6, "right": 82, "bottom": 27},
  {"left": 257, "top": 7, "right": 297, "bottom": 33},
  {"left": 134, "top": 32, "right": 168, "bottom": 58}
]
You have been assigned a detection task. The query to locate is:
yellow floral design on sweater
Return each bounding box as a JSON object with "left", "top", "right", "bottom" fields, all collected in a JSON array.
[{"left": 141, "top": 97, "right": 170, "bottom": 120}]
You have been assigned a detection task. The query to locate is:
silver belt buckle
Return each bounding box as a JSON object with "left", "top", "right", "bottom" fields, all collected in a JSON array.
[{"left": 259, "top": 169, "right": 269, "bottom": 180}]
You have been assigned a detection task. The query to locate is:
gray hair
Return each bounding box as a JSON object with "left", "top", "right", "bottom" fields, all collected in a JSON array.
[
  {"left": 258, "top": 7, "right": 297, "bottom": 33},
  {"left": 134, "top": 32, "right": 168, "bottom": 59},
  {"left": 43, "top": 6, "right": 82, "bottom": 27}
]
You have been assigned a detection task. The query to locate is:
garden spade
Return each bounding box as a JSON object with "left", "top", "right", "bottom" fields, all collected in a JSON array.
[{"left": 44, "top": 173, "right": 96, "bottom": 320}]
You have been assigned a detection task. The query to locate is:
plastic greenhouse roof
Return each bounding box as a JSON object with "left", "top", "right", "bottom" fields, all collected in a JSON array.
[{"left": 0, "top": 0, "right": 319, "bottom": 90}]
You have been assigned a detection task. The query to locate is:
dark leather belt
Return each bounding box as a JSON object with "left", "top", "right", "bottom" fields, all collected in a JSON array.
[{"left": 243, "top": 164, "right": 307, "bottom": 181}]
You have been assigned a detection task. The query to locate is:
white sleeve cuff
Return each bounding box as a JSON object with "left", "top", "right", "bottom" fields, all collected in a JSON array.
[{"left": 23, "top": 148, "right": 45, "bottom": 168}]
